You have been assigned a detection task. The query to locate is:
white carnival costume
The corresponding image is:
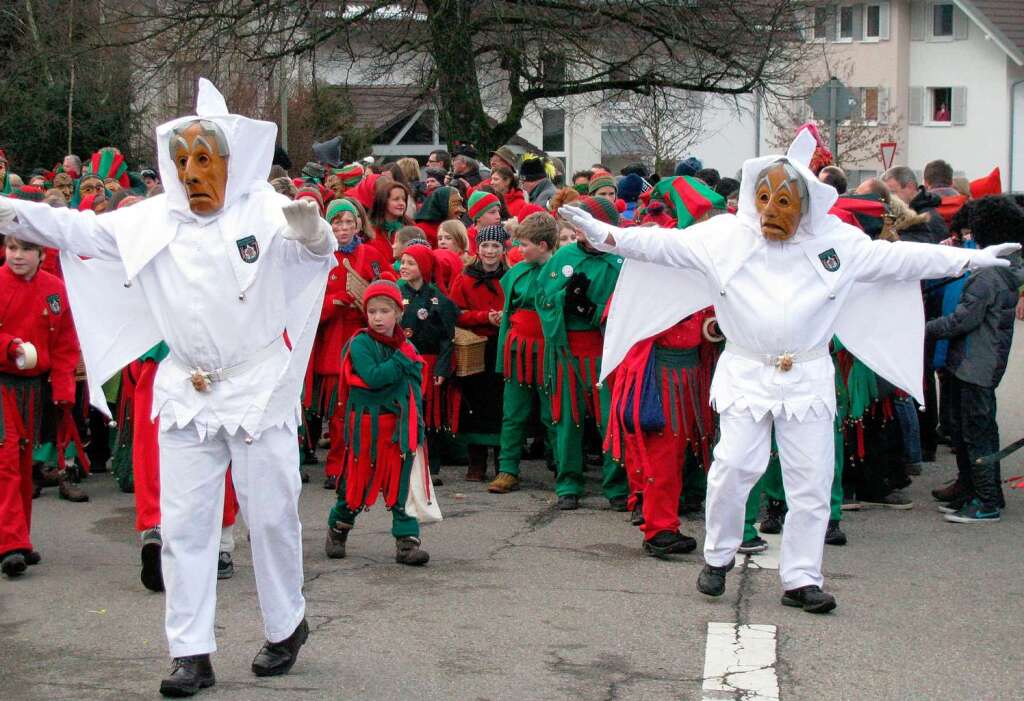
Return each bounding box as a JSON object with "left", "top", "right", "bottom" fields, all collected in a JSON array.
[
  {"left": 561, "top": 132, "right": 1016, "bottom": 599},
  {"left": 0, "top": 80, "right": 335, "bottom": 656}
]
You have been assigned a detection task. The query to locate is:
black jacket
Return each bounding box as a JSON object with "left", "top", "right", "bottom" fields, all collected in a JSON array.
[{"left": 906, "top": 188, "right": 948, "bottom": 244}]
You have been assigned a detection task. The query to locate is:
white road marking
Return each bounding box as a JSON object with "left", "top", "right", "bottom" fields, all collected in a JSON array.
[
  {"left": 702, "top": 622, "right": 780, "bottom": 700},
  {"left": 745, "top": 527, "right": 781, "bottom": 570}
]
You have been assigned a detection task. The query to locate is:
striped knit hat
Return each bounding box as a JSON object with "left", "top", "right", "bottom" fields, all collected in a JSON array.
[
  {"left": 651, "top": 176, "right": 726, "bottom": 229},
  {"left": 338, "top": 162, "right": 364, "bottom": 188},
  {"left": 10, "top": 185, "right": 45, "bottom": 202},
  {"left": 467, "top": 190, "right": 500, "bottom": 221},
  {"left": 295, "top": 186, "right": 326, "bottom": 216},
  {"left": 577, "top": 196, "right": 621, "bottom": 226},
  {"left": 588, "top": 171, "right": 616, "bottom": 195},
  {"left": 476, "top": 224, "right": 509, "bottom": 245},
  {"left": 85, "top": 147, "right": 130, "bottom": 188}
]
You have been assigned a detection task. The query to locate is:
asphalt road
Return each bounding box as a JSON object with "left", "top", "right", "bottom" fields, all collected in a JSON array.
[{"left": 4, "top": 329, "right": 1024, "bottom": 700}]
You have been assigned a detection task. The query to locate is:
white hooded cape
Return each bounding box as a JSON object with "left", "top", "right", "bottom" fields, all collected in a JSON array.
[
  {"left": 601, "top": 131, "right": 926, "bottom": 404},
  {"left": 49, "top": 79, "right": 332, "bottom": 424}
]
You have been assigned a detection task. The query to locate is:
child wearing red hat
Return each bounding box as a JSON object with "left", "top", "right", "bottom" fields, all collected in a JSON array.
[
  {"left": 324, "top": 280, "right": 432, "bottom": 565},
  {"left": 398, "top": 245, "right": 458, "bottom": 484}
]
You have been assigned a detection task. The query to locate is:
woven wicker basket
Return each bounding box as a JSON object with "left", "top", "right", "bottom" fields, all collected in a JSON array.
[
  {"left": 343, "top": 258, "right": 369, "bottom": 304},
  {"left": 453, "top": 327, "right": 488, "bottom": 377}
]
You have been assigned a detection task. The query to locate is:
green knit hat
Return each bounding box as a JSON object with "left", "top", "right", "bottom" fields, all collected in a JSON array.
[
  {"left": 651, "top": 176, "right": 726, "bottom": 229},
  {"left": 326, "top": 197, "right": 360, "bottom": 223},
  {"left": 467, "top": 190, "right": 500, "bottom": 221},
  {"left": 588, "top": 171, "right": 616, "bottom": 195}
]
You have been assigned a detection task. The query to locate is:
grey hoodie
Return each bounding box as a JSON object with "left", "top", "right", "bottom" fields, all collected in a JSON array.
[{"left": 927, "top": 255, "right": 1024, "bottom": 387}]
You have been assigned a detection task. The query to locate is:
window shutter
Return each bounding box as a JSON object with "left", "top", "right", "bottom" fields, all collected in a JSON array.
[
  {"left": 879, "top": 87, "right": 890, "bottom": 125},
  {"left": 951, "top": 86, "right": 967, "bottom": 125},
  {"left": 910, "top": 1, "right": 925, "bottom": 41},
  {"left": 825, "top": 7, "right": 837, "bottom": 41},
  {"left": 879, "top": 2, "right": 891, "bottom": 40},
  {"left": 852, "top": 5, "right": 864, "bottom": 40},
  {"left": 909, "top": 86, "right": 924, "bottom": 125},
  {"left": 953, "top": 6, "right": 969, "bottom": 40}
]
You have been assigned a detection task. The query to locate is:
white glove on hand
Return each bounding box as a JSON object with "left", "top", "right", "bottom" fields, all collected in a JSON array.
[
  {"left": 968, "top": 242, "right": 1021, "bottom": 271},
  {"left": 281, "top": 199, "right": 331, "bottom": 255},
  {"left": 0, "top": 196, "right": 17, "bottom": 226},
  {"left": 558, "top": 205, "right": 614, "bottom": 249}
]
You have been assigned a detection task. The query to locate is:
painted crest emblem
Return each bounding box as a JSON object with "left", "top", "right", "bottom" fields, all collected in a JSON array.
[
  {"left": 561, "top": 264, "right": 574, "bottom": 278},
  {"left": 236, "top": 235, "right": 259, "bottom": 264},
  {"left": 417, "top": 308, "right": 429, "bottom": 320},
  {"left": 46, "top": 294, "right": 62, "bottom": 314},
  {"left": 818, "top": 248, "right": 840, "bottom": 272}
]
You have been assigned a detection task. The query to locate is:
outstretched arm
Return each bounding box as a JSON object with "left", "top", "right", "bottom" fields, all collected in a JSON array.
[
  {"left": 852, "top": 237, "right": 1019, "bottom": 283},
  {"left": 558, "top": 205, "right": 709, "bottom": 273},
  {"left": 0, "top": 198, "right": 121, "bottom": 260}
]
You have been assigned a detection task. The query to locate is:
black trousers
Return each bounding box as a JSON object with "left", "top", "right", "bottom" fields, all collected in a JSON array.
[{"left": 948, "top": 376, "right": 1004, "bottom": 510}]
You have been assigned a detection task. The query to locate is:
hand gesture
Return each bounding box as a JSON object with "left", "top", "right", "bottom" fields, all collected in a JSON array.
[
  {"left": 558, "top": 205, "right": 615, "bottom": 248},
  {"left": 968, "top": 243, "right": 1021, "bottom": 271}
]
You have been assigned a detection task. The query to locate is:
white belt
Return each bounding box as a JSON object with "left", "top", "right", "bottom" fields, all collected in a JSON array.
[
  {"left": 725, "top": 343, "right": 830, "bottom": 372},
  {"left": 170, "top": 338, "right": 284, "bottom": 392}
]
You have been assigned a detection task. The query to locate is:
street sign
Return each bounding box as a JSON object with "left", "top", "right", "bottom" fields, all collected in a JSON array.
[
  {"left": 807, "top": 77, "right": 859, "bottom": 159},
  {"left": 879, "top": 142, "right": 897, "bottom": 170}
]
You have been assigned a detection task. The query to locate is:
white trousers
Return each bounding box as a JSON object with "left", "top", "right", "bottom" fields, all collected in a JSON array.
[
  {"left": 704, "top": 408, "right": 834, "bottom": 590},
  {"left": 159, "top": 423, "right": 306, "bottom": 657}
]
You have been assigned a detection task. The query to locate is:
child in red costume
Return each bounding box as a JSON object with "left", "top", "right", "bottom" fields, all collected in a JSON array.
[
  {"left": 0, "top": 237, "right": 80, "bottom": 578},
  {"left": 314, "top": 198, "right": 392, "bottom": 487}
]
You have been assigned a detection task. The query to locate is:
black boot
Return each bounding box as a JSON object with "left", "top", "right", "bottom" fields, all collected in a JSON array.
[
  {"left": 159, "top": 654, "right": 215, "bottom": 697},
  {"left": 557, "top": 495, "right": 580, "bottom": 511},
  {"left": 630, "top": 493, "right": 645, "bottom": 526},
  {"left": 824, "top": 519, "right": 847, "bottom": 546},
  {"left": 325, "top": 523, "right": 351, "bottom": 559},
  {"left": 395, "top": 536, "right": 430, "bottom": 566},
  {"left": 781, "top": 585, "right": 836, "bottom": 614},
  {"left": 643, "top": 531, "right": 697, "bottom": 558},
  {"left": 251, "top": 619, "right": 309, "bottom": 677},
  {"left": 759, "top": 499, "right": 785, "bottom": 534},
  {"left": 465, "top": 445, "right": 488, "bottom": 482},
  {"left": 58, "top": 472, "right": 89, "bottom": 503},
  {"left": 697, "top": 559, "right": 735, "bottom": 597},
  {"left": 1, "top": 552, "right": 27, "bottom": 578},
  {"left": 141, "top": 528, "right": 164, "bottom": 593}
]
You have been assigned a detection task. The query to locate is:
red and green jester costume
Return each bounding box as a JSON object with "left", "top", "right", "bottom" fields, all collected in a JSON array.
[{"left": 0, "top": 263, "right": 80, "bottom": 574}]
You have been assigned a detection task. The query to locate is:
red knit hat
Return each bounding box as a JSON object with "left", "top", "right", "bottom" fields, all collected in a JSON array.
[
  {"left": 401, "top": 243, "right": 435, "bottom": 282},
  {"left": 363, "top": 279, "right": 404, "bottom": 309},
  {"left": 295, "top": 186, "right": 326, "bottom": 216},
  {"left": 467, "top": 190, "right": 500, "bottom": 221},
  {"left": 970, "top": 167, "right": 1002, "bottom": 199},
  {"left": 577, "top": 196, "right": 621, "bottom": 226}
]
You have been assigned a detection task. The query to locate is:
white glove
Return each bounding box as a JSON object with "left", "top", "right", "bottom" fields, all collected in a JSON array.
[
  {"left": 281, "top": 199, "right": 331, "bottom": 255},
  {"left": 558, "top": 205, "right": 614, "bottom": 249},
  {"left": 968, "top": 243, "right": 1021, "bottom": 271},
  {"left": 0, "top": 196, "right": 17, "bottom": 226}
]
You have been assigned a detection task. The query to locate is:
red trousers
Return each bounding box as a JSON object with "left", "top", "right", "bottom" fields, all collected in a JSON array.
[
  {"left": 0, "top": 384, "right": 37, "bottom": 556},
  {"left": 624, "top": 429, "right": 685, "bottom": 541},
  {"left": 131, "top": 360, "right": 237, "bottom": 533}
]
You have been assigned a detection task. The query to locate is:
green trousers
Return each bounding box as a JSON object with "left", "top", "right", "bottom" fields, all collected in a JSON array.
[
  {"left": 553, "top": 376, "right": 628, "bottom": 500},
  {"left": 743, "top": 423, "right": 844, "bottom": 541},
  {"left": 328, "top": 453, "right": 420, "bottom": 538},
  {"left": 497, "top": 376, "right": 556, "bottom": 477}
]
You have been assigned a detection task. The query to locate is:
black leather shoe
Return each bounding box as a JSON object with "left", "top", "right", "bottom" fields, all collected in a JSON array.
[
  {"left": 781, "top": 585, "right": 836, "bottom": 614},
  {"left": 141, "top": 532, "right": 164, "bottom": 593},
  {"left": 643, "top": 531, "right": 697, "bottom": 558},
  {"left": 159, "top": 654, "right": 215, "bottom": 697},
  {"left": 824, "top": 520, "right": 847, "bottom": 546},
  {"left": 1, "top": 552, "right": 27, "bottom": 578},
  {"left": 697, "top": 559, "right": 735, "bottom": 597},
  {"left": 252, "top": 619, "right": 309, "bottom": 677},
  {"left": 557, "top": 495, "right": 580, "bottom": 511},
  {"left": 24, "top": 550, "right": 41, "bottom": 566},
  {"left": 759, "top": 500, "right": 785, "bottom": 534}
]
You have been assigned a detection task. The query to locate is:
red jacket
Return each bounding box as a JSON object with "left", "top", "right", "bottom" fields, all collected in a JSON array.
[
  {"left": 0, "top": 265, "right": 80, "bottom": 402},
  {"left": 505, "top": 188, "right": 527, "bottom": 219},
  {"left": 368, "top": 228, "right": 395, "bottom": 264},
  {"left": 448, "top": 266, "right": 506, "bottom": 338},
  {"left": 313, "top": 244, "right": 393, "bottom": 375}
]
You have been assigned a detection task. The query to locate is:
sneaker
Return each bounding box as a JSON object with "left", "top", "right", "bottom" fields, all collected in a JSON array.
[
  {"left": 487, "top": 472, "right": 520, "bottom": 494},
  {"left": 217, "top": 552, "right": 234, "bottom": 580},
  {"left": 697, "top": 559, "right": 735, "bottom": 597},
  {"left": 824, "top": 520, "right": 847, "bottom": 546},
  {"left": 937, "top": 496, "right": 969, "bottom": 514},
  {"left": 608, "top": 496, "right": 628, "bottom": 512},
  {"left": 642, "top": 531, "right": 697, "bottom": 558},
  {"left": 860, "top": 491, "right": 914, "bottom": 509},
  {"left": 943, "top": 498, "right": 1000, "bottom": 524},
  {"left": 781, "top": 585, "right": 837, "bottom": 614},
  {"left": 557, "top": 495, "right": 580, "bottom": 510},
  {"left": 932, "top": 480, "right": 965, "bottom": 502},
  {"left": 840, "top": 496, "right": 862, "bottom": 511},
  {"left": 738, "top": 536, "right": 768, "bottom": 554}
]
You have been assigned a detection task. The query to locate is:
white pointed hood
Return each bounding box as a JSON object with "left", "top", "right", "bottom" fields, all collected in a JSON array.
[{"left": 155, "top": 78, "right": 278, "bottom": 226}]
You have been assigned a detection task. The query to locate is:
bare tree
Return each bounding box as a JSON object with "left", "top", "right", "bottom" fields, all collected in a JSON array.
[
  {"left": 605, "top": 88, "right": 707, "bottom": 175},
  {"left": 96, "top": 0, "right": 812, "bottom": 154}
]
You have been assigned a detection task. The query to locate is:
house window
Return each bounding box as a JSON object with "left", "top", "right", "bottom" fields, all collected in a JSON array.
[
  {"left": 813, "top": 7, "right": 829, "bottom": 39},
  {"left": 542, "top": 56, "right": 566, "bottom": 89},
  {"left": 838, "top": 6, "right": 854, "bottom": 40},
  {"left": 865, "top": 5, "right": 881, "bottom": 38},
  {"left": 542, "top": 108, "right": 565, "bottom": 153},
  {"left": 861, "top": 87, "right": 879, "bottom": 122},
  {"left": 933, "top": 3, "right": 954, "bottom": 37},
  {"left": 930, "top": 87, "right": 952, "bottom": 122}
]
